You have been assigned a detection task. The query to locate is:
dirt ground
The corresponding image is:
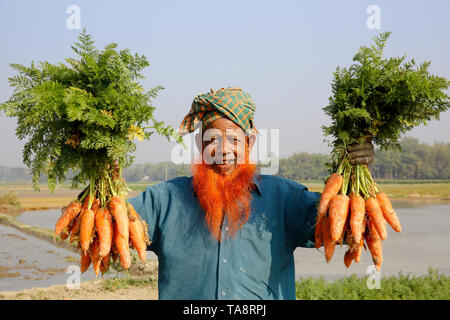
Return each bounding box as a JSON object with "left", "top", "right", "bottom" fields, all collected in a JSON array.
[
  {"left": 0, "top": 259, "right": 160, "bottom": 300},
  {"left": 0, "top": 279, "right": 158, "bottom": 300}
]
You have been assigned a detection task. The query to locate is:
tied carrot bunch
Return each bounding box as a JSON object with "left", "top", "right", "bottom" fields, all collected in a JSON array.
[
  {"left": 54, "top": 190, "right": 151, "bottom": 276},
  {"left": 317, "top": 32, "right": 449, "bottom": 271},
  {"left": 0, "top": 30, "right": 183, "bottom": 275},
  {"left": 314, "top": 163, "right": 402, "bottom": 271}
]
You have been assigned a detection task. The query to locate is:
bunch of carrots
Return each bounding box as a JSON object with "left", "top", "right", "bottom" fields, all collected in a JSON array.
[
  {"left": 54, "top": 190, "right": 150, "bottom": 276},
  {"left": 315, "top": 159, "right": 402, "bottom": 271}
]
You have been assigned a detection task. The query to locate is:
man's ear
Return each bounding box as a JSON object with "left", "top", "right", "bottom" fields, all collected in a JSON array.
[{"left": 247, "top": 133, "right": 256, "bottom": 151}]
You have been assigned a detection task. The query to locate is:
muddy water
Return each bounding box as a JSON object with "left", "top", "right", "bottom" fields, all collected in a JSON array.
[
  {"left": 0, "top": 224, "right": 98, "bottom": 291},
  {"left": 294, "top": 201, "right": 450, "bottom": 280},
  {"left": 16, "top": 209, "right": 63, "bottom": 230}
]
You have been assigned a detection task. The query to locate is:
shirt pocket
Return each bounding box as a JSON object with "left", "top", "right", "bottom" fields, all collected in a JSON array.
[{"left": 237, "top": 223, "right": 276, "bottom": 291}]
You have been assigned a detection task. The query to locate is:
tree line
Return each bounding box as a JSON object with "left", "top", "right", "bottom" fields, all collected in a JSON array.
[{"left": 0, "top": 137, "right": 448, "bottom": 182}]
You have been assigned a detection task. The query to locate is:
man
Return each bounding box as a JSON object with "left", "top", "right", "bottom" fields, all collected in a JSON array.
[{"left": 128, "top": 87, "right": 374, "bottom": 300}]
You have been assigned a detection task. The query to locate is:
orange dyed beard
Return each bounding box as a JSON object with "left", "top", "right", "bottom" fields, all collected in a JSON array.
[{"left": 192, "top": 160, "right": 257, "bottom": 241}]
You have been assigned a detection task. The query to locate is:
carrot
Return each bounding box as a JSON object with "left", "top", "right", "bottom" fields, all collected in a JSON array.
[
  {"left": 113, "top": 222, "right": 131, "bottom": 269},
  {"left": 317, "top": 173, "right": 343, "bottom": 222},
  {"left": 70, "top": 212, "right": 83, "bottom": 243},
  {"left": 354, "top": 238, "right": 364, "bottom": 263},
  {"left": 95, "top": 207, "right": 113, "bottom": 258},
  {"left": 350, "top": 193, "right": 366, "bottom": 244},
  {"left": 70, "top": 195, "right": 91, "bottom": 242},
  {"left": 109, "top": 196, "right": 129, "bottom": 239},
  {"left": 80, "top": 251, "right": 91, "bottom": 274},
  {"left": 314, "top": 216, "right": 323, "bottom": 249},
  {"left": 91, "top": 198, "right": 100, "bottom": 212},
  {"left": 376, "top": 191, "right": 402, "bottom": 233},
  {"left": 89, "top": 238, "right": 101, "bottom": 277},
  {"left": 323, "top": 217, "right": 335, "bottom": 263},
  {"left": 100, "top": 252, "right": 110, "bottom": 275},
  {"left": 365, "top": 196, "right": 387, "bottom": 240},
  {"left": 338, "top": 213, "right": 350, "bottom": 246},
  {"left": 344, "top": 249, "right": 354, "bottom": 268},
  {"left": 54, "top": 200, "right": 82, "bottom": 238},
  {"left": 129, "top": 218, "right": 147, "bottom": 262},
  {"left": 328, "top": 194, "right": 350, "bottom": 242},
  {"left": 80, "top": 208, "right": 95, "bottom": 253},
  {"left": 365, "top": 220, "right": 383, "bottom": 271},
  {"left": 128, "top": 204, "right": 148, "bottom": 261},
  {"left": 59, "top": 229, "right": 70, "bottom": 240}
]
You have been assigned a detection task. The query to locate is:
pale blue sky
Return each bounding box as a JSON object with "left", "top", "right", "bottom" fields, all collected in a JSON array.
[{"left": 1, "top": 0, "right": 449, "bottom": 167}]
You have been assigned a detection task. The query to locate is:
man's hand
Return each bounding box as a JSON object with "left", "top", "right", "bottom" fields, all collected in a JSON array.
[{"left": 347, "top": 140, "right": 375, "bottom": 165}]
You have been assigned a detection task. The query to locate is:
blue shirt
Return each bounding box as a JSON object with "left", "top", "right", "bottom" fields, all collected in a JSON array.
[{"left": 128, "top": 174, "right": 321, "bottom": 300}]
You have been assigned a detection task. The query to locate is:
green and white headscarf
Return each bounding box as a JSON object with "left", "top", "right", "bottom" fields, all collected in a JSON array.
[{"left": 179, "top": 87, "right": 256, "bottom": 135}]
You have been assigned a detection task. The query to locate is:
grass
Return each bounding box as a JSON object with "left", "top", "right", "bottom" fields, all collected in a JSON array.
[
  {"left": 295, "top": 268, "right": 450, "bottom": 300},
  {"left": 102, "top": 274, "right": 157, "bottom": 291}
]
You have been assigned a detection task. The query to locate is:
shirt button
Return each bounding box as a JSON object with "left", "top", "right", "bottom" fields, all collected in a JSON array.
[
  {"left": 221, "top": 291, "right": 226, "bottom": 296},
  {"left": 225, "top": 227, "right": 229, "bottom": 231},
  {"left": 222, "top": 258, "right": 228, "bottom": 263}
]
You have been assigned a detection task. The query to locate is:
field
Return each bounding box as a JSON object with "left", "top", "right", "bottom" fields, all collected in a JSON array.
[{"left": 0, "top": 181, "right": 449, "bottom": 300}]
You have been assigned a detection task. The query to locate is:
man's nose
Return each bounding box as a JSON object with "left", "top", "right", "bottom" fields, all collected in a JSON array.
[{"left": 217, "top": 137, "right": 234, "bottom": 157}]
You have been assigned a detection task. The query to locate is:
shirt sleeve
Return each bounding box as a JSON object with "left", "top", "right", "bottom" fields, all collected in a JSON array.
[
  {"left": 127, "top": 186, "right": 160, "bottom": 252},
  {"left": 286, "top": 186, "right": 321, "bottom": 250}
]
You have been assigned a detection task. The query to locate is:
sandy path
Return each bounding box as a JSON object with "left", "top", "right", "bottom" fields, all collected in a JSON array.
[{"left": 0, "top": 279, "right": 158, "bottom": 300}]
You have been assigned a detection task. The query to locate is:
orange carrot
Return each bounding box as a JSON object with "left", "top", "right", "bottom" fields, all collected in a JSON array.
[
  {"left": 128, "top": 204, "right": 148, "bottom": 261},
  {"left": 91, "top": 198, "right": 100, "bottom": 212},
  {"left": 129, "top": 219, "right": 147, "bottom": 262},
  {"left": 365, "top": 196, "right": 387, "bottom": 240},
  {"left": 344, "top": 249, "right": 354, "bottom": 268},
  {"left": 354, "top": 238, "right": 364, "bottom": 263},
  {"left": 100, "top": 252, "right": 110, "bottom": 275},
  {"left": 109, "top": 196, "right": 129, "bottom": 239},
  {"left": 314, "top": 216, "right": 323, "bottom": 249},
  {"left": 54, "top": 200, "right": 82, "bottom": 238},
  {"left": 350, "top": 193, "right": 366, "bottom": 244},
  {"left": 80, "top": 209, "right": 95, "bottom": 253},
  {"left": 59, "top": 229, "right": 70, "bottom": 240},
  {"left": 376, "top": 191, "right": 402, "bottom": 233},
  {"left": 95, "top": 207, "right": 113, "bottom": 258},
  {"left": 317, "top": 173, "right": 343, "bottom": 222},
  {"left": 338, "top": 214, "right": 350, "bottom": 246},
  {"left": 365, "top": 220, "right": 383, "bottom": 271},
  {"left": 89, "top": 238, "right": 101, "bottom": 277},
  {"left": 113, "top": 222, "right": 131, "bottom": 269},
  {"left": 323, "top": 217, "right": 335, "bottom": 263},
  {"left": 328, "top": 194, "right": 350, "bottom": 242},
  {"left": 80, "top": 251, "right": 91, "bottom": 274},
  {"left": 70, "top": 212, "right": 83, "bottom": 243},
  {"left": 70, "top": 195, "right": 91, "bottom": 242}
]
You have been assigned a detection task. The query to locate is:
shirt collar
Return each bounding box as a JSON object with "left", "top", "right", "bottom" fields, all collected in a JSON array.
[{"left": 251, "top": 174, "right": 262, "bottom": 196}]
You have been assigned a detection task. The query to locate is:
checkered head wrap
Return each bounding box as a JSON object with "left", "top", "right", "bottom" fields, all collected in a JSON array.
[{"left": 179, "top": 87, "right": 256, "bottom": 135}]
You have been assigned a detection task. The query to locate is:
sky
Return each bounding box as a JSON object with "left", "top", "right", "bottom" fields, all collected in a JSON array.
[{"left": 0, "top": 0, "right": 449, "bottom": 167}]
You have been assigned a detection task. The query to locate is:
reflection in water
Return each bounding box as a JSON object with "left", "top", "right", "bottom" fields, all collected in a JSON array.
[{"left": 0, "top": 224, "right": 98, "bottom": 292}]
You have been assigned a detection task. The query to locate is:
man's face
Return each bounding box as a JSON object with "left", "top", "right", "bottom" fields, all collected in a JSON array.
[{"left": 200, "top": 118, "right": 254, "bottom": 175}]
